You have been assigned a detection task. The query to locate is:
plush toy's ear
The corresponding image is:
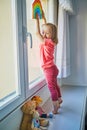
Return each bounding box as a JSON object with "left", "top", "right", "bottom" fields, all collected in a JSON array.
[
  {"left": 31, "top": 95, "right": 43, "bottom": 103},
  {"left": 21, "top": 100, "right": 36, "bottom": 114},
  {"left": 31, "top": 95, "right": 37, "bottom": 100}
]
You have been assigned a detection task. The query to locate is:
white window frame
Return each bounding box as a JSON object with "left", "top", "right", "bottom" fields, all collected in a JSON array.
[
  {"left": 0, "top": 0, "right": 25, "bottom": 121},
  {"left": 0, "top": 0, "right": 47, "bottom": 121},
  {"left": 22, "top": 0, "right": 46, "bottom": 98}
]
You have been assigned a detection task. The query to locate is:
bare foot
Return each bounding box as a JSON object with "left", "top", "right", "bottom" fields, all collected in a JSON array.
[
  {"left": 58, "top": 98, "right": 63, "bottom": 104},
  {"left": 52, "top": 110, "right": 59, "bottom": 114},
  {"left": 52, "top": 100, "right": 60, "bottom": 114}
]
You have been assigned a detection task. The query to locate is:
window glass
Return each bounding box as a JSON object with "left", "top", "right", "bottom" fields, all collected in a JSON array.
[
  {"left": 26, "top": 0, "right": 48, "bottom": 86},
  {"left": 0, "top": 0, "right": 19, "bottom": 103}
]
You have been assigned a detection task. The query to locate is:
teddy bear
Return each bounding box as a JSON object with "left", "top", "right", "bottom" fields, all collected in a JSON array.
[
  {"left": 31, "top": 95, "right": 53, "bottom": 118},
  {"left": 20, "top": 99, "right": 49, "bottom": 130},
  {"left": 20, "top": 100, "right": 41, "bottom": 130}
]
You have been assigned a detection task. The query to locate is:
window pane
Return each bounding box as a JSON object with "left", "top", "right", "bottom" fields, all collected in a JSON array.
[
  {"left": 0, "top": 0, "right": 19, "bottom": 101},
  {"left": 26, "top": 0, "right": 48, "bottom": 85}
]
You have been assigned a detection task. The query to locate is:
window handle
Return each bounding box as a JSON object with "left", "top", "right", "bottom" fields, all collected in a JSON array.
[{"left": 26, "top": 32, "right": 33, "bottom": 48}]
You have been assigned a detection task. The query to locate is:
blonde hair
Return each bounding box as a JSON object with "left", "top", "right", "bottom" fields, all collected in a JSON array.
[{"left": 42, "top": 23, "right": 58, "bottom": 44}]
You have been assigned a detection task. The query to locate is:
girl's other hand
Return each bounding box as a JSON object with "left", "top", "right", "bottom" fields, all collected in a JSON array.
[
  {"left": 42, "top": 10, "right": 45, "bottom": 19},
  {"left": 42, "top": 10, "right": 46, "bottom": 23}
]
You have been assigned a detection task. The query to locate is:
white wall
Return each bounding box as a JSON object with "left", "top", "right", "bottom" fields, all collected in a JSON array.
[
  {"left": 48, "top": 0, "right": 58, "bottom": 24},
  {"left": 62, "top": 0, "right": 87, "bottom": 86}
]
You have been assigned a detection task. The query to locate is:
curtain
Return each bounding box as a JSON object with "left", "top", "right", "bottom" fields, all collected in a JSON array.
[
  {"left": 59, "top": 0, "right": 74, "bottom": 14},
  {"left": 56, "top": 6, "right": 70, "bottom": 78}
]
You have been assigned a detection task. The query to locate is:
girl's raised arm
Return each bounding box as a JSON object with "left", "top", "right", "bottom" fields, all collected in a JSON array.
[
  {"left": 35, "top": 15, "right": 44, "bottom": 43},
  {"left": 42, "top": 10, "right": 46, "bottom": 24}
]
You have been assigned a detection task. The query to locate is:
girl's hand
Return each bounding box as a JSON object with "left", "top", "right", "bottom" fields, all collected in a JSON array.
[{"left": 36, "top": 13, "right": 39, "bottom": 20}]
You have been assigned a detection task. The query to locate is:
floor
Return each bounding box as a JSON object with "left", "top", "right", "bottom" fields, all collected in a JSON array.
[{"left": 42, "top": 85, "right": 87, "bottom": 130}]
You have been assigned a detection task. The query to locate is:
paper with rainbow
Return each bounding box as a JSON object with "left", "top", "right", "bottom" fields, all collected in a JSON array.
[{"left": 32, "top": 0, "right": 43, "bottom": 19}]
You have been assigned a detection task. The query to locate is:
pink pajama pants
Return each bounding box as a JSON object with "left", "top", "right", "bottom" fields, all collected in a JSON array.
[{"left": 43, "top": 65, "right": 62, "bottom": 101}]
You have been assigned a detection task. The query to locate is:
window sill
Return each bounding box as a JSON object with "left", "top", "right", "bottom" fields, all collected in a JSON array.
[{"left": 42, "top": 85, "right": 87, "bottom": 130}]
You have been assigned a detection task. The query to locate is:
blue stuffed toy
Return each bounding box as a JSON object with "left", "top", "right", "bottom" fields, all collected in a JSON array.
[
  {"left": 32, "top": 118, "right": 40, "bottom": 128},
  {"left": 32, "top": 111, "right": 40, "bottom": 128}
]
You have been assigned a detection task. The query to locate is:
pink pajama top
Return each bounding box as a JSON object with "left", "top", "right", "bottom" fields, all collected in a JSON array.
[{"left": 39, "top": 38, "right": 55, "bottom": 70}]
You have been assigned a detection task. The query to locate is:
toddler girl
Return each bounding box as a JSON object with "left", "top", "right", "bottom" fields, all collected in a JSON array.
[{"left": 35, "top": 13, "right": 63, "bottom": 114}]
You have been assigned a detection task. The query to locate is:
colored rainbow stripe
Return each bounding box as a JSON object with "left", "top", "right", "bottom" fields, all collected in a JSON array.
[{"left": 32, "top": 0, "right": 43, "bottom": 19}]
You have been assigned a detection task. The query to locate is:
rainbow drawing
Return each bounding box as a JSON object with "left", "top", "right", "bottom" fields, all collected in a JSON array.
[{"left": 32, "top": 0, "right": 43, "bottom": 19}]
